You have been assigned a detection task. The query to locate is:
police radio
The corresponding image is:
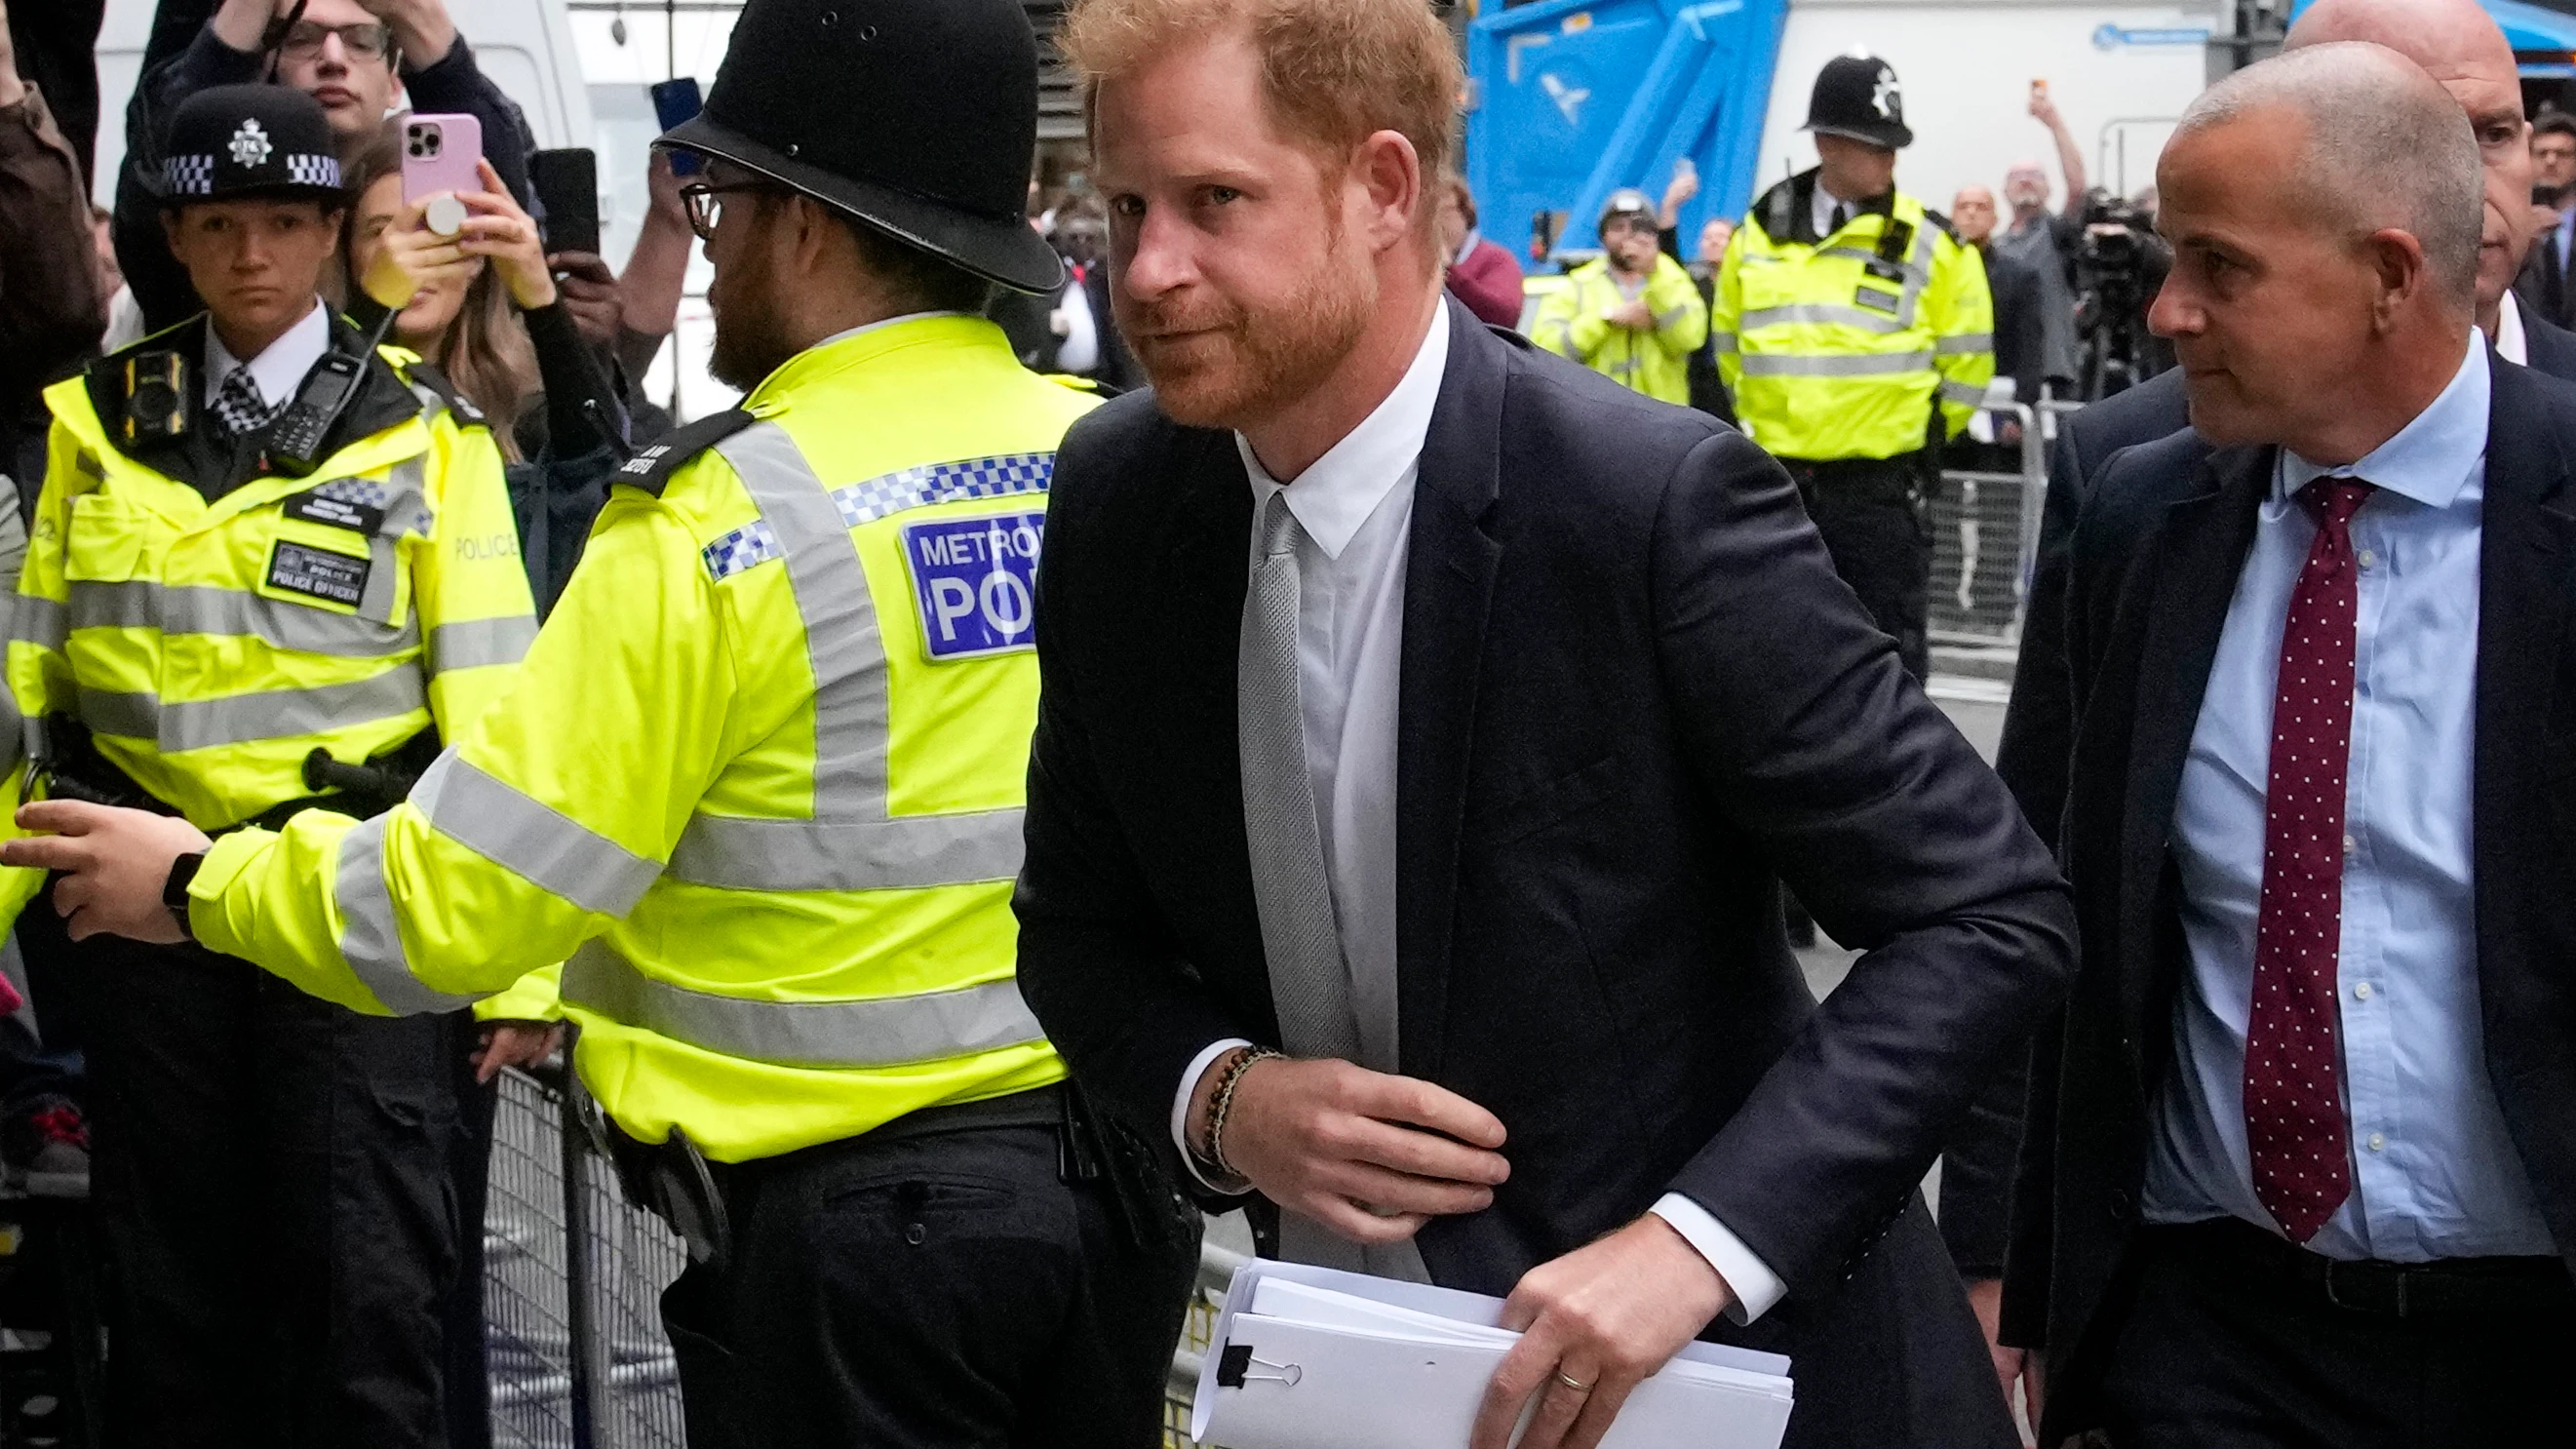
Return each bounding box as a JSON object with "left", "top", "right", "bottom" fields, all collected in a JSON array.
[{"left": 262, "top": 308, "right": 399, "bottom": 478}]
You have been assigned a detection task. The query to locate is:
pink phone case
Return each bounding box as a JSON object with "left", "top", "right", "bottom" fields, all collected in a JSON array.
[{"left": 401, "top": 113, "right": 485, "bottom": 204}]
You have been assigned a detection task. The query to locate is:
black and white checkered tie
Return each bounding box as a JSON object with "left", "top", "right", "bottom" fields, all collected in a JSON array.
[{"left": 212, "top": 365, "right": 282, "bottom": 437}]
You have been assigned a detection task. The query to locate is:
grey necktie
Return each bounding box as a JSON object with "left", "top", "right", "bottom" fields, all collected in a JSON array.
[
  {"left": 212, "top": 365, "right": 281, "bottom": 437},
  {"left": 1237, "top": 488, "right": 1427, "bottom": 1281}
]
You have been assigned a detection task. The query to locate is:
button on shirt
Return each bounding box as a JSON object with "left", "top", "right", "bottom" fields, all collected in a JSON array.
[
  {"left": 2145, "top": 338, "right": 2556, "bottom": 1261},
  {"left": 203, "top": 297, "right": 331, "bottom": 413},
  {"left": 1168, "top": 301, "right": 1789, "bottom": 1319}
]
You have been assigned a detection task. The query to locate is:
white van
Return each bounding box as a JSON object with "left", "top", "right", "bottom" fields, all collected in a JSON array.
[{"left": 91, "top": 0, "right": 597, "bottom": 207}]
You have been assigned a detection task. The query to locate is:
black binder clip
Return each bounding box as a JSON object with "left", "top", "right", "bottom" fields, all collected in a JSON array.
[{"left": 1215, "top": 1342, "right": 1302, "bottom": 1388}]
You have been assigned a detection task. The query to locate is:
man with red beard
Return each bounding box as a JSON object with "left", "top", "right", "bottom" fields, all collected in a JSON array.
[{"left": 1010, "top": 2, "right": 2075, "bottom": 1447}]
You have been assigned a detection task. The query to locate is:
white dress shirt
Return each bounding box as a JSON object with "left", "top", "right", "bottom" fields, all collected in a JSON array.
[
  {"left": 203, "top": 297, "right": 331, "bottom": 411},
  {"left": 1170, "top": 301, "right": 1788, "bottom": 1322},
  {"left": 2490, "top": 287, "right": 2528, "bottom": 367}
]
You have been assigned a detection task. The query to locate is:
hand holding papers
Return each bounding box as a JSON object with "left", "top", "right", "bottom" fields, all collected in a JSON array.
[{"left": 1192, "top": 1259, "right": 1795, "bottom": 1449}]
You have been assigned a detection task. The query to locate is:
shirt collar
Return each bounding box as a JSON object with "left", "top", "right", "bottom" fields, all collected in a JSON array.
[
  {"left": 2278, "top": 334, "right": 2486, "bottom": 510},
  {"left": 2492, "top": 288, "right": 2528, "bottom": 368},
  {"left": 1236, "top": 300, "right": 1450, "bottom": 560},
  {"left": 204, "top": 298, "right": 330, "bottom": 410},
  {"left": 1454, "top": 228, "right": 1482, "bottom": 266}
]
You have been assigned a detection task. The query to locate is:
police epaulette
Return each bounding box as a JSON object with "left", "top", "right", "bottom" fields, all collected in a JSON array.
[
  {"left": 613, "top": 408, "right": 759, "bottom": 497},
  {"left": 401, "top": 359, "right": 488, "bottom": 427},
  {"left": 1919, "top": 207, "right": 1961, "bottom": 244}
]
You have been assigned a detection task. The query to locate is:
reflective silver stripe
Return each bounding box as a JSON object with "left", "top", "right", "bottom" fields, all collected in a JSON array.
[
  {"left": 1652, "top": 303, "right": 1696, "bottom": 331},
  {"left": 1606, "top": 355, "right": 1642, "bottom": 375},
  {"left": 79, "top": 670, "right": 426, "bottom": 751},
  {"left": 665, "top": 424, "right": 1024, "bottom": 893},
  {"left": 560, "top": 938, "right": 1047, "bottom": 1069},
  {"left": 0, "top": 667, "right": 22, "bottom": 777},
  {"left": 1737, "top": 350, "right": 1936, "bottom": 377},
  {"left": 334, "top": 814, "right": 474, "bottom": 1015},
  {"left": 11, "top": 595, "right": 64, "bottom": 652},
  {"left": 1741, "top": 303, "right": 1906, "bottom": 334},
  {"left": 1941, "top": 380, "right": 1994, "bottom": 407},
  {"left": 1709, "top": 333, "right": 1739, "bottom": 355},
  {"left": 66, "top": 580, "right": 418, "bottom": 658},
  {"left": 1936, "top": 333, "right": 1995, "bottom": 355},
  {"left": 412, "top": 750, "right": 661, "bottom": 916},
  {"left": 426, "top": 616, "right": 536, "bottom": 674},
  {"left": 666, "top": 808, "right": 1025, "bottom": 892}
]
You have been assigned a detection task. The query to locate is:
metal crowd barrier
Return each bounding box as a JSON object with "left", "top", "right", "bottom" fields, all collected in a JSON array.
[
  {"left": 1930, "top": 401, "right": 2050, "bottom": 646},
  {"left": 484, "top": 1063, "right": 687, "bottom": 1449}
]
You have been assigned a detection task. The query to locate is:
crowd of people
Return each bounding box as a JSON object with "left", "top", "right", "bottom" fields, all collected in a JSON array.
[{"left": 0, "top": 0, "right": 2573, "bottom": 1448}]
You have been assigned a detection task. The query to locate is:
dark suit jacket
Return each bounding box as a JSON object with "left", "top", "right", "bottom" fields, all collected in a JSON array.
[
  {"left": 2000, "top": 354, "right": 2576, "bottom": 1437},
  {"left": 1015, "top": 299, "right": 2076, "bottom": 1448},
  {"left": 2517, "top": 228, "right": 2576, "bottom": 333}
]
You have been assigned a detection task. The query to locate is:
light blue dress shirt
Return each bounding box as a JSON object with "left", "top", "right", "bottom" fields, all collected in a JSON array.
[{"left": 2142, "top": 339, "right": 2556, "bottom": 1262}]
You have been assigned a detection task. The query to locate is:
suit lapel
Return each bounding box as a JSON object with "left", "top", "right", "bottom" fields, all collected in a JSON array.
[
  {"left": 1395, "top": 300, "right": 1506, "bottom": 1079},
  {"left": 2475, "top": 359, "right": 2576, "bottom": 967},
  {"left": 2116, "top": 444, "right": 2270, "bottom": 1021}
]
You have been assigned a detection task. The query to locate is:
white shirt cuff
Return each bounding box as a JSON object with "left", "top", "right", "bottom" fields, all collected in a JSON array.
[
  {"left": 1170, "top": 1037, "right": 1257, "bottom": 1194},
  {"left": 1650, "top": 1193, "right": 1788, "bottom": 1325}
]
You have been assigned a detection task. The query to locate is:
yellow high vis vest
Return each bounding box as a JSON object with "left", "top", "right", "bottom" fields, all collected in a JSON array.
[
  {"left": 1531, "top": 253, "right": 1709, "bottom": 405},
  {"left": 1712, "top": 173, "right": 1996, "bottom": 460},
  {"left": 186, "top": 315, "right": 1096, "bottom": 1162},
  {"left": 0, "top": 315, "right": 536, "bottom": 927}
]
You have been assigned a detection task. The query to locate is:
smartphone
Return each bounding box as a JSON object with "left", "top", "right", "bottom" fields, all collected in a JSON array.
[
  {"left": 650, "top": 78, "right": 705, "bottom": 176},
  {"left": 402, "top": 113, "right": 485, "bottom": 207},
  {"left": 530, "top": 148, "right": 602, "bottom": 256}
]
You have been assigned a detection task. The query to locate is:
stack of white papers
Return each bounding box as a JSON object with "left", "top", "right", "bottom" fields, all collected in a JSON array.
[{"left": 1190, "top": 1258, "right": 1795, "bottom": 1449}]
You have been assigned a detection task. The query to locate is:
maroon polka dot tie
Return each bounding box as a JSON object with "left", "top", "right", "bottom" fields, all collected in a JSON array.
[{"left": 2244, "top": 476, "right": 2372, "bottom": 1243}]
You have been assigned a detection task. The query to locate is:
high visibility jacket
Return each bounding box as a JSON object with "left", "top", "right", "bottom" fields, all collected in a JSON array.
[
  {"left": 185, "top": 315, "right": 1096, "bottom": 1162},
  {"left": 1, "top": 315, "right": 544, "bottom": 1002},
  {"left": 1713, "top": 171, "right": 1996, "bottom": 460},
  {"left": 1531, "top": 253, "right": 1708, "bottom": 405}
]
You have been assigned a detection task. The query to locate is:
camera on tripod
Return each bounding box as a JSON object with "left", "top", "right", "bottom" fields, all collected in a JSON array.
[{"left": 2071, "top": 189, "right": 2167, "bottom": 401}]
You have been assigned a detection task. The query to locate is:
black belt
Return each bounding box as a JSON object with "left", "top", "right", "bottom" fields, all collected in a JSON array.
[{"left": 2149, "top": 1217, "right": 2575, "bottom": 1318}]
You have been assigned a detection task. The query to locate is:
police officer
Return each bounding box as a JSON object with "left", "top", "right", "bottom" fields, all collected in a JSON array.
[
  {"left": 1711, "top": 54, "right": 1995, "bottom": 680},
  {"left": 3, "top": 84, "right": 538, "bottom": 1445},
  {"left": 1533, "top": 187, "right": 1709, "bottom": 402},
  {"left": 1, "top": 4, "right": 1200, "bottom": 1445}
]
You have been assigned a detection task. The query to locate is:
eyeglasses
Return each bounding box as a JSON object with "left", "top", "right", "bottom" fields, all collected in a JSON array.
[
  {"left": 280, "top": 20, "right": 394, "bottom": 61},
  {"left": 680, "top": 181, "right": 778, "bottom": 241}
]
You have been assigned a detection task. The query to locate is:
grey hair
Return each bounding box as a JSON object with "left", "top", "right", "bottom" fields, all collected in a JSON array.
[{"left": 2173, "top": 40, "right": 2482, "bottom": 307}]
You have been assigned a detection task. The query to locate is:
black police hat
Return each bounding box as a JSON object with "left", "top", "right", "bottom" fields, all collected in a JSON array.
[
  {"left": 1804, "top": 53, "right": 1913, "bottom": 152},
  {"left": 657, "top": 0, "right": 1062, "bottom": 294},
  {"left": 160, "top": 84, "right": 344, "bottom": 208}
]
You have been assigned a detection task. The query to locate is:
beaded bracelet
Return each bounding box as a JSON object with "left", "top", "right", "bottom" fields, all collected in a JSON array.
[{"left": 1202, "top": 1045, "right": 1284, "bottom": 1179}]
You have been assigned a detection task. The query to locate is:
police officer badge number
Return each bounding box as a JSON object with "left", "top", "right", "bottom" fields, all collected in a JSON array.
[{"left": 229, "top": 118, "right": 274, "bottom": 169}]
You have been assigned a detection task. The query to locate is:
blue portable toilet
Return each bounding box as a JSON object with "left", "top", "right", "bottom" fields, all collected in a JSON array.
[{"left": 1464, "top": 0, "right": 1790, "bottom": 269}]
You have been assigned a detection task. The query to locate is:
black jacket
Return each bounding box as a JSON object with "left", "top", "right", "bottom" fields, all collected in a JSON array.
[
  {"left": 2002, "top": 353, "right": 2576, "bottom": 1437},
  {"left": 1014, "top": 298, "right": 2075, "bottom": 1449}
]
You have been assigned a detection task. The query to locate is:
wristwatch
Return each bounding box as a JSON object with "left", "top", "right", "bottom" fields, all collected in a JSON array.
[{"left": 163, "top": 851, "right": 207, "bottom": 941}]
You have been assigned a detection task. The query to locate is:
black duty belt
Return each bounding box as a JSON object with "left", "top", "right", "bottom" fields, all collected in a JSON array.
[
  {"left": 605, "top": 1081, "right": 1190, "bottom": 1273},
  {"left": 2150, "top": 1217, "right": 2575, "bottom": 1318}
]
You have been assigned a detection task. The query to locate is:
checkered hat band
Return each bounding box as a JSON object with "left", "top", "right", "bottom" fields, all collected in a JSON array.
[
  {"left": 698, "top": 452, "right": 1055, "bottom": 582},
  {"left": 166, "top": 155, "right": 215, "bottom": 196},
  {"left": 284, "top": 153, "right": 340, "bottom": 188}
]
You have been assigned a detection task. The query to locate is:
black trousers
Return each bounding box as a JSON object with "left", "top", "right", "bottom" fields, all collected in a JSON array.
[
  {"left": 68, "top": 930, "right": 461, "bottom": 1449},
  {"left": 2091, "top": 1222, "right": 2576, "bottom": 1448},
  {"left": 1783, "top": 453, "right": 1934, "bottom": 682},
  {"left": 659, "top": 1113, "right": 1201, "bottom": 1448}
]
